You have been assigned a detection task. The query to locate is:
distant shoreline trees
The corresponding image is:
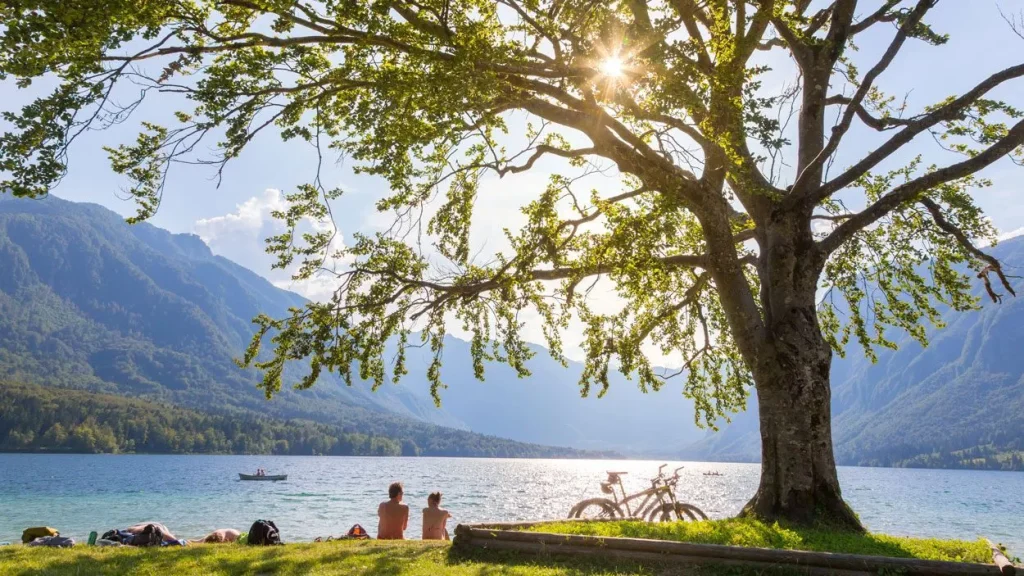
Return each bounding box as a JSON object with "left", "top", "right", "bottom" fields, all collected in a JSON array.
[{"left": 0, "top": 381, "right": 606, "bottom": 458}]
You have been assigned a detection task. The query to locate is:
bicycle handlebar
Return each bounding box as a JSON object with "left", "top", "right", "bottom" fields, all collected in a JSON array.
[
  {"left": 674, "top": 466, "right": 685, "bottom": 474},
  {"left": 658, "top": 464, "right": 667, "bottom": 475}
]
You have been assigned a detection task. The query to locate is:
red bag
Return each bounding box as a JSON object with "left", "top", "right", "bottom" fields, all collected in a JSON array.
[{"left": 346, "top": 524, "right": 370, "bottom": 539}]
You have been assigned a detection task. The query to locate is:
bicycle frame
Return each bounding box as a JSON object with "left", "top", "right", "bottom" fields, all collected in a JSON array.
[
  {"left": 605, "top": 465, "right": 685, "bottom": 519},
  {"left": 569, "top": 464, "right": 705, "bottom": 522}
]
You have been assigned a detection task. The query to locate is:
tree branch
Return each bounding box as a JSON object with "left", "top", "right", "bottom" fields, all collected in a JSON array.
[
  {"left": 824, "top": 95, "right": 913, "bottom": 130},
  {"left": 801, "top": 62, "right": 1024, "bottom": 207},
  {"left": 919, "top": 197, "right": 1017, "bottom": 303},
  {"left": 789, "top": 0, "right": 935, "bottom": 198},
  {"left": 850, "top": 0, "right": 904, "bottom": 35},
  {"left": 820, "top": 118, "right": 1024, "bottom": 254},
  {"left": 667, "top": 0, "right": 715, "bottom": 71},
  {"left": 495, "top": 145, "right": 597, "bottom": 176}
]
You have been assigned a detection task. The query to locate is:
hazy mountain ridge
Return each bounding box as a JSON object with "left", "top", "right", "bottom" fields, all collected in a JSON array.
[
  {"left": 0, "top": 195, "right": 467, "bottom": 429},
  {"left": 0, "top": 195, "right": 711, "bottom": 455},
  {"left": 394, "top": 337, "right": 707, "bottom": 453}
]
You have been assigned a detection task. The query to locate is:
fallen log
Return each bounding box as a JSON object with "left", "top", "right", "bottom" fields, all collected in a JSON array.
[
  {"left": 470, "top": 537, "right": 876, "bottom": 576},
  {"left": 986, "top": 539, "right": 1017, "bottom": 576}
]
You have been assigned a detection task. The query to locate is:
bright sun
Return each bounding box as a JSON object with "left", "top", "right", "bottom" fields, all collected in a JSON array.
[{"left": 599, "top": 56, "right": 624, "bottom": 78}]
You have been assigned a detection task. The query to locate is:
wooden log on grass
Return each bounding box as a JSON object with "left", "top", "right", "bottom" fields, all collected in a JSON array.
[
  {"left": 986, "top": 539, "right": 1016, "bottom": 576},
  {"left": 457, "top": 526, "right": 1003, "bottom": 576},
  {"left": 473, "top": 537, "right": 877, "bottom": 576}
]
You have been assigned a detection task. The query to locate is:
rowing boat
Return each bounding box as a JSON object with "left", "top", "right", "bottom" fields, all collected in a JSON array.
[{"left": 239, "top": 473, "right": 287, "bottom": 481}]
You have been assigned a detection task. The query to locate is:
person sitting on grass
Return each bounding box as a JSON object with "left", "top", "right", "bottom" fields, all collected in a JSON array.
[
  {"left": 422, "top": 492, "right": 452, "bottom": 541},
  {"left": 377, "top": 481, "right": 409, "bottom": 540}
]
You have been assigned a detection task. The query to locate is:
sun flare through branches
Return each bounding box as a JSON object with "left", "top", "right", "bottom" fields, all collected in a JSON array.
[{"left": 599, "top": 56, "right": 625, "bottom": 78}]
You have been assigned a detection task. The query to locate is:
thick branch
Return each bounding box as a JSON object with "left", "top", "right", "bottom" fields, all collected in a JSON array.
[
  {"left": 667, "top": 0, "right": 715, "bottom": 71},
  {"left": 771, "top": 14, "right": 812, "bottom": 66},
  {"left": 801, "top": 62, "right": 1024, "bottom": 207},
  {"left": 850, "top": 0, "right": 904, "bottom": 35},
  {"left": 820, "top": 118, "right": 1024, "bottom": 254},
  {"left": 822, "top": 0, "right": 859, "bottom": 63},
  {"left": 824, "top": 95, "right": 913, "bottom": 130},
  {"left": 360, "top": 252, "right": 710, "bottom": 305},
  {"left": 495, "top": 145, "right": 597, "bottom": 176},
  {"left": 790, "top": 0, "right": 934, "bottom": 197}
]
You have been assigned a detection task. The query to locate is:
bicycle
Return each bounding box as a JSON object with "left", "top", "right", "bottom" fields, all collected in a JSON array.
[{"left": 567, "top": 464, "right": 709, "bottom": 522}]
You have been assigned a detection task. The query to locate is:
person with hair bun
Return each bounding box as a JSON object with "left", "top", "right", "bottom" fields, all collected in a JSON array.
[{"left": 422, "top": 492, "right": 452, "bottom": 540}]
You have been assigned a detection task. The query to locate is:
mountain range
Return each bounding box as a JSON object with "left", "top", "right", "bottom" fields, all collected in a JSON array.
[
  {"left": 0, "top": 195, "right": 701, "bottom": 455},
  {"left": 1, "top": 194, "right": 1021, "bottom": 468}
]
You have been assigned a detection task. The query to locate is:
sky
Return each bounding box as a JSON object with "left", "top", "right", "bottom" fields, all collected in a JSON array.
[{"left": 2, "top": 1, "right": 1023, "bottom": 366}]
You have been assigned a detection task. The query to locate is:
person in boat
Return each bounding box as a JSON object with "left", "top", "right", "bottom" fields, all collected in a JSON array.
[
  {"left": 422, "top": 492, "right": 452, "bottom": 541},
  {"left": 377, "top": 482, "right": 409, "bottom": 540}
]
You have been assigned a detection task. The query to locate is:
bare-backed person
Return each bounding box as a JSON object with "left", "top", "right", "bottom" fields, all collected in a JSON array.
[
  {"left": 422, "top": 492, "right": 451, "bottom": 540},
  {"left": 377, "top": 482, "right": 409, "bottom": 540}
]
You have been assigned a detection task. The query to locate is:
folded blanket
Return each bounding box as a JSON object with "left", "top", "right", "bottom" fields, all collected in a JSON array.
[{"left": 26, "top": 536, "right": 75, "bottom": 548}]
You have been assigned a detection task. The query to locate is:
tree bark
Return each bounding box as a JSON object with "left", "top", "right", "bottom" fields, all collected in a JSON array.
[
  {"left": 736, "top": 215, "right": 862, "bottom": 531},
  {"left": 740, "top": 301, "right": 862, "bottom": 531}
]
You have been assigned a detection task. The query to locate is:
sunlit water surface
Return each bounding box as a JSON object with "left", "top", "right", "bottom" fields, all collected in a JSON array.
[{"left": 1, "top": 455, "right": 1020, "bottom": 553}]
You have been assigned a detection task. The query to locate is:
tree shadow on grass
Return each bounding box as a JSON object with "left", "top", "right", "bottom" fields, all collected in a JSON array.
[
  {"left": 0, "top": 541, "right": 443, "bottom": 576},
  {"left": 444, "top": 545, "right": 806, "bottom": 576}
]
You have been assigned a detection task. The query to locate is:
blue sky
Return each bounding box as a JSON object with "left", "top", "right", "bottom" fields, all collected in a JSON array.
[{"left": 2, "top": 1, "right": 1023, "bottom": 362}]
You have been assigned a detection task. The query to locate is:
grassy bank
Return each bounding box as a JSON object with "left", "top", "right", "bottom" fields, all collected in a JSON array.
[
  {"left": 1, "top": 520, "right": 1005, "bottom": 576},
  {"left": 0, "top": 540, "right": 790, "bottom": 576},
  {"left": 522, "top": 518, "right": 994, "bottom": 563}
]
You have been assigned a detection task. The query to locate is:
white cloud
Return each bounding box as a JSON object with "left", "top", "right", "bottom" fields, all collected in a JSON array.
[
  {"left": 194, "top": 189, "right": 348, "bottom": 301},
  {"left": 997, "top": 227, "right": 1024, "bottom": 243}
]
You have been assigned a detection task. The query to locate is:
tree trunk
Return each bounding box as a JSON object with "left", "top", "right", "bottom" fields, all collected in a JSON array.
[{"left": 740, "top": 302, "right": 863, "bottom": 531}]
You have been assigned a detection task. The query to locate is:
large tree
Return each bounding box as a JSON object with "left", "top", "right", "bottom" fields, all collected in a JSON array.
[{"left": 2, "top": 0, "right": 1022, "bottom": 529}]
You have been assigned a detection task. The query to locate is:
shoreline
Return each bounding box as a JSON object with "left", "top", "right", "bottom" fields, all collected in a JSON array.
[{"left": 2, "top": 451, "right": 1023, "bottom": 473}]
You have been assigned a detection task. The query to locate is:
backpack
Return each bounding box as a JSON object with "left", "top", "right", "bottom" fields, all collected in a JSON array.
[
  {"left": 247, "top": 520, "right": 282, "bottom": 546},
  {"left": 22, "top": 527, "right": 59, "bottom": 544},
  {"left": 346, "top": 524, "right": 370, "bottom": 540},
  {"left": 130, "top": 524, "right": 166, "bottom": 547}
]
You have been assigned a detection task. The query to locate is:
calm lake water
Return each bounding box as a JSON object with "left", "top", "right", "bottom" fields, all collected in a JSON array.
[{"left": 1, "top": 455, "right": 1021, "bottom": 553}]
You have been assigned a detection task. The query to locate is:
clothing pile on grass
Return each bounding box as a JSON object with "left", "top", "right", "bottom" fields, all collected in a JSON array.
[
  {"left": 314, "top": 524, "right": 371, "bottom": 542},
  {"left": 98, "top": 523, "right": 188, "bottom": 547},
  {"left": 21, "top": 527, "right": 74, "bottom": 548},
  {"left": 15, "top": 518, "right": 378, "bottom": 549}
]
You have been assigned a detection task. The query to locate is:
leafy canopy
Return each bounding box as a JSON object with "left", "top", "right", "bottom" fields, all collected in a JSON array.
[{"left": 2, "top": 0, "right": 1022, "bottom": 427}]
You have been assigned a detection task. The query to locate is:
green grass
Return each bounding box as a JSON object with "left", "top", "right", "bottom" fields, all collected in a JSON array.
[
  {"left": 522, "top": 518, "right": 992, "bottom": 563},
  {"left": 0, "top": 520, "right": 1001, "bottom": 575},
  {"left": 0, "top": 540, "right": 801, "bottom": 576}
]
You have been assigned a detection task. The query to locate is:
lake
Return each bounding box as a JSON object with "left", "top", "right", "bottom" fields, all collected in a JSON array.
[{"left": 1, "top": 455, "right": 1021, "bottom": 553}]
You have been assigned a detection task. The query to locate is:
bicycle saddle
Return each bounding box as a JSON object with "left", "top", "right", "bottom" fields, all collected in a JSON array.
[{"left": 606, "top": 471, "right": 628, "bottom": 481}]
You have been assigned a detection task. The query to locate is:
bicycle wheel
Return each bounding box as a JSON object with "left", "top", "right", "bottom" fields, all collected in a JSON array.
[
  {"left": 679, "top": 503, "right": 709, "bottom": 520},
  {"left": 567, "top": 498, "right": 623, "bottom": 520},
  {"left": 646, "top": 502, "right": 707, "bottom": 522}
]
